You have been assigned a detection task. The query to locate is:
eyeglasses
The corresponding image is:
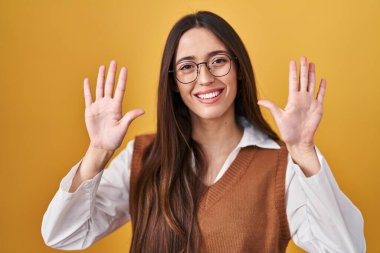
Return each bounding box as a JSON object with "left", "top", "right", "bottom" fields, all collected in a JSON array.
[{"left": 169, "top": 53, "right": 238, "bottom": 84}]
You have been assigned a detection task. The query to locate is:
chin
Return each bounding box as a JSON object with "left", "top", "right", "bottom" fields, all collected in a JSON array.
[{"left": 190, "top": 106, "right": 232, "bottom": 121}]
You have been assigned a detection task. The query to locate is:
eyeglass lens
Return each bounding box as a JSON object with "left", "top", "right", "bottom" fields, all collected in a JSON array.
[{"left": 175, "top": 54, "right": 232, "bottom": 84}]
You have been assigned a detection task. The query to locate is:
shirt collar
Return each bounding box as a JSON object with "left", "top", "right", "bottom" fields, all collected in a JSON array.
[{"left": 236, "top": 116, "right": 281, "bottom": 150}]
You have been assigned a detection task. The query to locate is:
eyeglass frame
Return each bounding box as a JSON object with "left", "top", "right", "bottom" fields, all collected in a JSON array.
[{"left": 168, "top": 53, "right": 238, "bottom": 84}]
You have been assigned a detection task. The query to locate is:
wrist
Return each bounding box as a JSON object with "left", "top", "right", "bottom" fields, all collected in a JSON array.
[
  {"left": 87, "top": 145, "right": 115, "bottom": 161},
  {"left": 286, "top": 142, "right": 315, "bottom": 154},
  {"left": 84, "top": 145, "right": 115, "bottom": 173},
  {"left": 286, "top": 143, "right": 320, "bottom": 177}
]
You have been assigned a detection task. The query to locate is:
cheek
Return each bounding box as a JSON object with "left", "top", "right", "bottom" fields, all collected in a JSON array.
[
  {"left": 230, "top": 65, "right": 239, "bottom": 83},
  {"left": 225, "top": 75, "right": 238, "bottom": 96},
  {"left": 230, "top": 72, "right": 239, "bottom": 96},
  {"left": 229, "top": 83, "right": 238, "bottom": 102},
  {"left": 177, "top": 85, "right": 193, "bottom": 103}
]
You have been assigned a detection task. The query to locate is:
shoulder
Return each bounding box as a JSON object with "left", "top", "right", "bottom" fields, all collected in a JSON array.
[
  {"left": 134, "top": 133, "right": 156, "bottom": 142},
  {"left": 133, "top": 133, "right": 156, "bottom": 151},
  {"left": 129, "top": 133, "right": 157, "bottom": 160}
]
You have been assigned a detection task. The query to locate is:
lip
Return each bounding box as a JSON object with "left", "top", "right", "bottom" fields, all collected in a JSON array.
[
  {"left": 194, "top": 87, "right": 224, "bottom": 95},
  {"left": 194, "top": 88, "right": 225, "bottom": 105}
]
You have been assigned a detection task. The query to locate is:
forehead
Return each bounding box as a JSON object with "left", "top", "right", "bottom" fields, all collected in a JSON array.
[{"left": 175, "top": 27, "right": 228, "bottom": 62}]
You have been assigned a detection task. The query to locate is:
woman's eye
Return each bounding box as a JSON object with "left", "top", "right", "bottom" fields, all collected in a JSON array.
[
  {"left": 212, "top": 58, "right": 227, "bottom": 65},
  {"left": 179, "top": 64, "right": 195, "bottom": 71}
]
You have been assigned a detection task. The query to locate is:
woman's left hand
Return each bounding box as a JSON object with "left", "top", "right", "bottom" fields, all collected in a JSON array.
[{"left": 257, "top": 56, "right": 326, "bottom": 152}]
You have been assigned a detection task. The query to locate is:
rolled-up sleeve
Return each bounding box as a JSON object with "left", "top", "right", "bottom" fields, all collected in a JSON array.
[
  {"left": 285, "top": 145, "right": 366, "bottom": 253},
  {"left": 41, "top": 139, "right": 135, "bottom": 250}
]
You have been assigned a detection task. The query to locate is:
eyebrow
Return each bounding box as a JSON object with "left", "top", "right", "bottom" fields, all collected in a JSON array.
[{"left": 175, "top": 50, "right": 230, "bottom": 65}]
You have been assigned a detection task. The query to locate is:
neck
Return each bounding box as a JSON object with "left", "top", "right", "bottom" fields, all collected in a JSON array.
[{"left": 191, "top": 110, "right": 244, "bottom": 159}]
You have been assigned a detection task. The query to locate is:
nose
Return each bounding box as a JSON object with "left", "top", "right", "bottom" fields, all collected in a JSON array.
[{"left": 197, "top": 63, "right": 214, "bottom": 85}]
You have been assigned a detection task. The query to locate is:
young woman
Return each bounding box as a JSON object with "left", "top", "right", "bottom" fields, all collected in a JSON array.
[{"left": 41, "top": 11, "right": 365, "bottom": 253}]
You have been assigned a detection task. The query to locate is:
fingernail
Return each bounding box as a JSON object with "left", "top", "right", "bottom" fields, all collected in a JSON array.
[{"left": 309, "top": 63, "right": 315, "bottom": 72}]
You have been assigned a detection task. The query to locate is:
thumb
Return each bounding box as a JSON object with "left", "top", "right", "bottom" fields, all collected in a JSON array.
[
  {"left": 120, "top": 109, "right": 145, "bottom": 130},
  {"left": 257, "top": 100, "right": 282, "bottom": 120}
]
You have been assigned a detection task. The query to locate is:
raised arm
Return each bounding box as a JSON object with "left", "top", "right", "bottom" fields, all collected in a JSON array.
[
  {"left": 70, "top": 60, "right": 144, "bottom": 192},
  {"left": 41, "top": 60, "right": 144, "bottom": 249}
]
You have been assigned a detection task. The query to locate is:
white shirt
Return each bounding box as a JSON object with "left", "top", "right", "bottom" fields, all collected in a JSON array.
[{"left": 41, "top": 117, "right": 366, "bottom": 252}]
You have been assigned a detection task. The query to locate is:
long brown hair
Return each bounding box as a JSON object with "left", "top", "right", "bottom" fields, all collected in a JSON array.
[{"left": 130, "top": 11, "right": 279, "bottom": 253}]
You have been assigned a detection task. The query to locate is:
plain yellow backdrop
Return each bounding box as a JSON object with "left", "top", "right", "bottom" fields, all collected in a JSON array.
[{"left": 1, "top": 0, "right": 378, "bottom": 252}]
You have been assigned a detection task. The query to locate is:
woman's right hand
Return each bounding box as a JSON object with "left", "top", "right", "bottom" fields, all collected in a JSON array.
[{"left": 83, "top": 60, "right": 145, "bottom": 152}]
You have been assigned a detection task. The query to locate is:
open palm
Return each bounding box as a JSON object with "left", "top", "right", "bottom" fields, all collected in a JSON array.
[
  {"left": 258, "top": 56, "right": 327, "bottom": 149},
  {"left": 84, "top": 61, "right": 145, "bottom": 151}
]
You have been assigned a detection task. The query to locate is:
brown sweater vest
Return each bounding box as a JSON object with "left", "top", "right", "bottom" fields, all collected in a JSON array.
[{"left": 130, "top": 134, "right": 291, "bottom": 253}]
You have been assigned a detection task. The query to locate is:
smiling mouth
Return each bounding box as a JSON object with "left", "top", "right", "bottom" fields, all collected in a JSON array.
[{"left": 195, "top": 88, "right": 224, "bottom": 100}]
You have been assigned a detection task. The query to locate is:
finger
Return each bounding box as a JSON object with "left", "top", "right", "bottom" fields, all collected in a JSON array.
[
  {"left": 120, "top": 109, "right": 145, "bottom": 129},
  {"left": 104, "top": 60, "right": 117, "bottom": 98},
  {"left": 83, "top": 78, "right": 93, "bottom": 107},
  {"left": 257, "top": 100, "right": 282, "bottom": 120},
  {"left": 114, "top": 67, "right": 127, "bottom": 104},
  {"left": 96, "top": 65, "right": 106, "bottom": 99},
  {"left": 289, "top": 60, "right": 298, "bottom": 93},
  {"left": 316, "top": 79, "right": 327, "bottom": 103},
  {"left": 299, "top": 56, "right": 308, "bottom": 92},
  {"left": 308, "top": 62, "right": 316, "bottom": 94}
]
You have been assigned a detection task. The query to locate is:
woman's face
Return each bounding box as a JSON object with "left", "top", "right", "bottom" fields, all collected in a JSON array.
[{"left": 174, "top": 27, "right": 238, "bottom": 122}]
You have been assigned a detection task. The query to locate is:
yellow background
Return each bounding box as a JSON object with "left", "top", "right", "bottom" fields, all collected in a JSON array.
[{"left": 1, "top": 0, "right": 378, "bottom": 252}]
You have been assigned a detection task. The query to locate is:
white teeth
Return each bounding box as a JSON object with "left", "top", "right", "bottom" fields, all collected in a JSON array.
[{"left": 196, "top": 90, "right": 222, "bottom": 99}]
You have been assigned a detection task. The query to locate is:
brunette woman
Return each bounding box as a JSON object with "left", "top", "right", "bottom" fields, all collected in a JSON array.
[{"left": 42, "top": 11, "right": 365, "bottom": 253}]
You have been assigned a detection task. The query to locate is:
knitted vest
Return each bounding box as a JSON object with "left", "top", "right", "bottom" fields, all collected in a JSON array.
[{"left": 129, "top": 134, "right": 291, "bottom": 253}]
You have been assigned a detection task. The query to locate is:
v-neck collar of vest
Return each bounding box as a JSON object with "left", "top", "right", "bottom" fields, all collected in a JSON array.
[
  {"left": 198, "top": 145, "right": 259, "bottom": 212},
  {"left": 198, "top": 117, "right": 283, "bottom": 212}
]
